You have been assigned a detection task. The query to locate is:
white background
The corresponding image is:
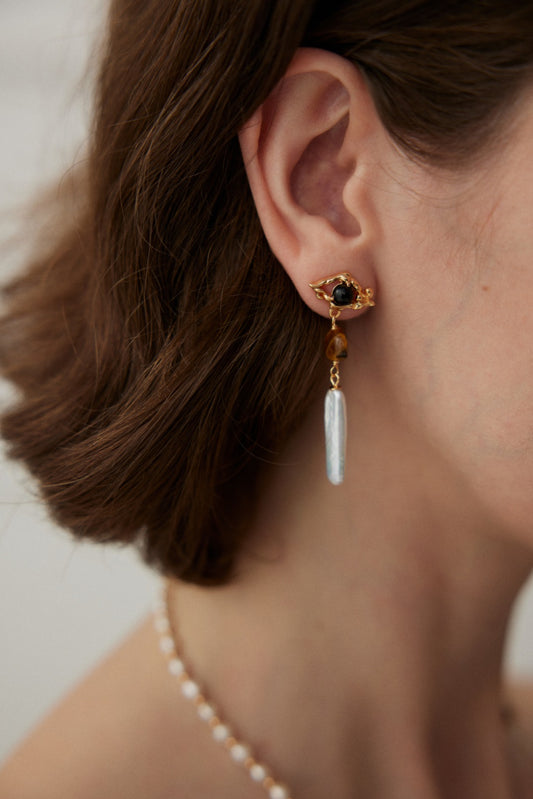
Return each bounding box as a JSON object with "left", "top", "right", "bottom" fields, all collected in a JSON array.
[
  {"left": 0, "top": 0, "right": 159, "bottom": 766},
  {"left": 0, "top": 0, "right": 532, "bottom": 768}
]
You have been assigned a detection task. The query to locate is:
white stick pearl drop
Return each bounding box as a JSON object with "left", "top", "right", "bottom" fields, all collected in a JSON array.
[{"left": 324, "top": 388, "right": 346, "bottom": 485}]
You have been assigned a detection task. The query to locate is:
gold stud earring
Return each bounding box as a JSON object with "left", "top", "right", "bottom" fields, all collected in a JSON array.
[{"left": 309, "top": 272, "right": 375, "bottom": 485}]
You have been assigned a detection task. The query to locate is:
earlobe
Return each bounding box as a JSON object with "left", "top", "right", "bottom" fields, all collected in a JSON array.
[{"left": 238, "top": 47, "right": 381, "bottom": 316}]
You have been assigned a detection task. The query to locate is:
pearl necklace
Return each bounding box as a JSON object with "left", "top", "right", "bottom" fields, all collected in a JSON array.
[{"left": 152, "top": 578, "right": 293, "bottom": 799}]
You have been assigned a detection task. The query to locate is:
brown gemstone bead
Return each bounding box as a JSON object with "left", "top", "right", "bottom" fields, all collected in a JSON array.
[{"left": 325, "top": 328, "right": 348, "bottom": 360}]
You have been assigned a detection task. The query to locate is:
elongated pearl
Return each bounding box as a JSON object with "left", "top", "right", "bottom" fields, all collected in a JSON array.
[{"left": 324, "top": 388, "right": 346, "bottom": 485}]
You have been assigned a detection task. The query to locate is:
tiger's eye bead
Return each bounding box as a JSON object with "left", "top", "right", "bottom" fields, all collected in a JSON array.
[{"left": 325, "top": 329, "right": 348, "bottom": 360}]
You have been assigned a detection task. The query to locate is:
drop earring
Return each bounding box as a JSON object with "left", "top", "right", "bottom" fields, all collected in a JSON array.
[{"left": 309, "top": 272, "right": 375, "bottom": 485}]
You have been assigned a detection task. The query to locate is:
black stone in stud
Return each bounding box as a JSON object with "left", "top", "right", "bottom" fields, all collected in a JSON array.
[{"left": 332, "top": 283, "right": 355, "bottom": 306}]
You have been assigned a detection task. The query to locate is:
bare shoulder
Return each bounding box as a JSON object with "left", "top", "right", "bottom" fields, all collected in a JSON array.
[{"left": 0, "top": 614, "right": 204, "bottom": 799}]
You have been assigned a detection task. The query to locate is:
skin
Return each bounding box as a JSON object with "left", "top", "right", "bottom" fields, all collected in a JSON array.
[{"left": 2, "top": 47, "right": 533, "bottom": 798}]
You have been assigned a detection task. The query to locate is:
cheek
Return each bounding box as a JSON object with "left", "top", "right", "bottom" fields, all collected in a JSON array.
[{"left": 375, "top": 130, "right": 533, "bottom": 538}]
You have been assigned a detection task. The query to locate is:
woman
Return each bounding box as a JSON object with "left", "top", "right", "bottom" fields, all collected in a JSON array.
[{"left": 1, "top": 0, "right": 533, "bottom": 796}]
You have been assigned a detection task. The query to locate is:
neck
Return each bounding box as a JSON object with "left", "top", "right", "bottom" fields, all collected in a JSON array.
[{"left": 169, "top": 375, "right": 533, "bottom": 799}]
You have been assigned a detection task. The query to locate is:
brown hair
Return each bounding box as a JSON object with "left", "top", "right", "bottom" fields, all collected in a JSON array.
[{"left": 1, "top": 1, "right": 533, "bottom": 585}]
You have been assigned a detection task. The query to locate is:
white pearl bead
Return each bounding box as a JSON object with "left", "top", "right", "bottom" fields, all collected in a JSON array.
[
  {"left": 159, "top": 635, "right": 174, "bottom": 654},
  {"left": 212, "top": 723, "right": 230, "bottom": 742},
  {"left": 181, "top": 680, "right": 200, "bottom": 699},
  {"left": 154, "top": 615, "right": 170, "bottom": 633},
  {"left": 152, "top": 598, "right": 166, "bottom": 614},
  {"left": 197, "top": 702, "right": 215, "bottom": 721},
  {"left": 270, "top": 784, "right": 289, "bottom": 799},
  {"left": 230, "top": 743, "right": 250, "bottom": 762},
  {"left": 168, "top": 657, "right": 184, "bottom": 676},
  {"left": 250, "top": 763, "right": 268, "bottom": 782}
]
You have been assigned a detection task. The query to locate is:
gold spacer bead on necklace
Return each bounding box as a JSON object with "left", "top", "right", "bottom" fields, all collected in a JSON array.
[{"left": 224, "top": 736, "right": 238, "bottom": 750}]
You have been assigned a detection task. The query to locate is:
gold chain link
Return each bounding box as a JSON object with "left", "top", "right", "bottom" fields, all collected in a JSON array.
[
  {"left": 330, "top": 361, "right": 340, "bottom": 389},
  {"left": 329, "top": 307, "right": 341, "bottom": 326}
]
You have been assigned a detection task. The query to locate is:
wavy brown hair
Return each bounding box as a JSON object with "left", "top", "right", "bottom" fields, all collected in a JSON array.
[{"left": 1, "top": 1, "right": 533, "bottom": 585}]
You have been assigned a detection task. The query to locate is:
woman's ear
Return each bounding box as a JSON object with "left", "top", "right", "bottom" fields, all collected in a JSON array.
[{"left": 238, "top": 47, "right": 385, "bottom": 318}]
